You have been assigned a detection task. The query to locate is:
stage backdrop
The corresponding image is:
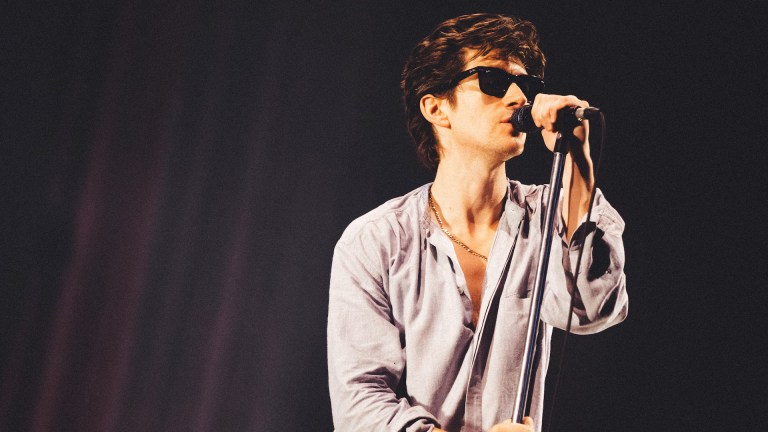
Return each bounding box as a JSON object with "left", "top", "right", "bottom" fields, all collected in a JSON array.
[{"left": 1, "top": 1, "right": 764, "bottom": 431}]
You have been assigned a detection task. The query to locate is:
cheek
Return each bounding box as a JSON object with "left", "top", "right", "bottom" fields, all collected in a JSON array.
[{"left": 450, "top": 101, "right": 500, "bottom": 138}]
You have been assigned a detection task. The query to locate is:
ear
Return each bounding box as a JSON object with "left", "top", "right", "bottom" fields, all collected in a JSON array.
[{"left": 419, "top": 94, "right": 451, "bottom": 128}]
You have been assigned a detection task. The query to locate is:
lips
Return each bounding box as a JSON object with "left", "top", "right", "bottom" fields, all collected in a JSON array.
[{"left": 500, "top": 118, "right": 524, "bottom": 134}]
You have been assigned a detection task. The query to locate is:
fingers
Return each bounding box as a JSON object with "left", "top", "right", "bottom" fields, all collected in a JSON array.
[
  {"left": 488, "top": 418, "right": 535, "bottom": 432},
  {"left": 531, "top": 93, "right": 589, "bottom": 132}
]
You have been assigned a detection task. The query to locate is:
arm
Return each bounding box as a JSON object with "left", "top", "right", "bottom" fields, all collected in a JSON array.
[
  {"left": 327, "top": 224, "right": 440, "bottom": 431},
  {"left": 531, "top": 93, "right": 594, "bottom": 242},
  {"left": 531, "top": 94, "right": 627, "bottom": 333},
  {"left": 560, "top": 132, "right": 594, "bottom": 243}
]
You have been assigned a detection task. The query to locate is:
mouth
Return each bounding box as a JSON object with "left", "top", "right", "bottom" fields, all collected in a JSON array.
[{"left": 501, "top": 119, "right": 524, "bottom": 136}]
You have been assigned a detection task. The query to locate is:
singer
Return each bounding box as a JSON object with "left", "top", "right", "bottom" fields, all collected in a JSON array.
[{"left": 328, "top": 13, "right": 628, "bottom": 432}]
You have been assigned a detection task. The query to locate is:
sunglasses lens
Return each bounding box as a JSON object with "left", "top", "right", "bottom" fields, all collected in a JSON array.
[
  {"left": 478, "top": 69, "right": 543, "bottom": 99},
  {"left": 517, "top": 76, "right": 544, "bottom": 100},
  {"left": 477, "top": 69, "right": 509, "bottom": 98}
]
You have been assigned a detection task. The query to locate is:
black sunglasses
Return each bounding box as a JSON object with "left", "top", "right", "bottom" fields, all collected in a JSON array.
[{"left": 440, "top": 66, "right": 544, "bottom": 100}]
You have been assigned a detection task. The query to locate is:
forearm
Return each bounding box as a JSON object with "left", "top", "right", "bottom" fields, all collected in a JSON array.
[{"left": 561, "top": 138, "right": 594, "bottom": 242}]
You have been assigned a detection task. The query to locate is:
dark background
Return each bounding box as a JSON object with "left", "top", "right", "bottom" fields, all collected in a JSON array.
[{"left": 2, "top": 1, "right": 765, "bottom": 431}]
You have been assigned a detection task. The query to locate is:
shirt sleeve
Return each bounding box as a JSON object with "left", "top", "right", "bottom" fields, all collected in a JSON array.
[
  {"left": 542, "top": 187, "right": 629, "bottom": 333},
  {"left": 327, "top": 220, "right": 441, "bottom": 432}
]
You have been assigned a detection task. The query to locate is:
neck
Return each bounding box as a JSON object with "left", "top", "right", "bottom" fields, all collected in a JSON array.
[{"left": 430, "top": 156, "right": 508, "bottom": 231}]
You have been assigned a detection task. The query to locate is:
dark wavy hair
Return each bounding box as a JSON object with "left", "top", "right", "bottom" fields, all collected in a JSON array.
[{"left": 400, "top": 13, "right": 546, "bottom": 170}]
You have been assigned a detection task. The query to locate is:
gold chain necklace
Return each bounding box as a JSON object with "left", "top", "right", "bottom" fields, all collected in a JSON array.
[{"left": 428, "top": 189, "right": 488, "bottom": 262}]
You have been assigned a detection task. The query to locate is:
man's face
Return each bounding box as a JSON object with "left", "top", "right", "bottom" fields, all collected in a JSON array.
[{"left": 437, "top": 50, "right": 532, "bottom": 164}]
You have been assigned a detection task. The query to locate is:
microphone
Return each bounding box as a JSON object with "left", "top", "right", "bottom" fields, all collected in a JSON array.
[{"left": 509, "top": 104, "right": 601, "bottom": 133}]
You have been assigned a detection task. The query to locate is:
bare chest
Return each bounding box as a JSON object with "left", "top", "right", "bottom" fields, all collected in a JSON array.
[{"left": 453, "top": 246, "right": 489, "bottom": 327}]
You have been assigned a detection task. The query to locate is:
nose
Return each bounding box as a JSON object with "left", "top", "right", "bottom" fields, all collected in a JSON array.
[{"left": 504, "top": 83, "right": 528, "bottom": 107}]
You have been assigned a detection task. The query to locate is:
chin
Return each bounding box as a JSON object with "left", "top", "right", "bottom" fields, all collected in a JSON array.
[
  {"left": 500, "top": 146, "right": 524, "bottom": 163},
  {"left": 506, "top": 139, "right": 525, "bottom": 158}
]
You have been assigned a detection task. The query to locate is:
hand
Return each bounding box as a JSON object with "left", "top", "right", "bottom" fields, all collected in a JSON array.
[
  {"left": 488, "top": 416, "right": 535, "bottom": 432},
  {"left": 529, "top": 93, "right": 590, "bottom": 153}
]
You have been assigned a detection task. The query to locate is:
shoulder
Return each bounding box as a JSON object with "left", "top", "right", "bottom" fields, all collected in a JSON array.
[
  {"left": 336, "top": 184, "right": 428, "bottom": 250},
  {"left": 507, "top": 179, "right": 546, "bottom": 213},
  {"left": 332, "top": 185, "right": 428, "bottom": 282}
]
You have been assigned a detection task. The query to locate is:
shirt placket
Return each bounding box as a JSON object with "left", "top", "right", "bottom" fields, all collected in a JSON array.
[{"left": 463, "top": 202, "right": 524, "bottom": 431}]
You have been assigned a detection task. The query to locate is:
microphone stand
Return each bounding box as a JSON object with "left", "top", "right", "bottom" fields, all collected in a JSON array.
[{"left": 511, "top": 130, "right": 578, "bottom": 423}]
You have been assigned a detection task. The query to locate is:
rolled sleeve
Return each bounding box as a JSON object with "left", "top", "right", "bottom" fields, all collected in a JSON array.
[{"left": 546, "top": 188, "right": 629, "bottom": 333}]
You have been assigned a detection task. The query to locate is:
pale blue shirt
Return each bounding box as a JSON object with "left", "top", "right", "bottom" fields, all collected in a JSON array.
[{"left": 328, "top": 180, "right": 628, "bottom": 431}]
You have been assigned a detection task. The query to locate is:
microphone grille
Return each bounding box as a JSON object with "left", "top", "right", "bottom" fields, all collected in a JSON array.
[{"left": 510, "top": 105, "right": 540, "bottom": 133}]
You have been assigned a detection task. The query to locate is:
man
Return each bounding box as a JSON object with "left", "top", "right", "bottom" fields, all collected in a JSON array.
[{"left": 327, "top": 13, "right": 628, "bottom": 432}]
